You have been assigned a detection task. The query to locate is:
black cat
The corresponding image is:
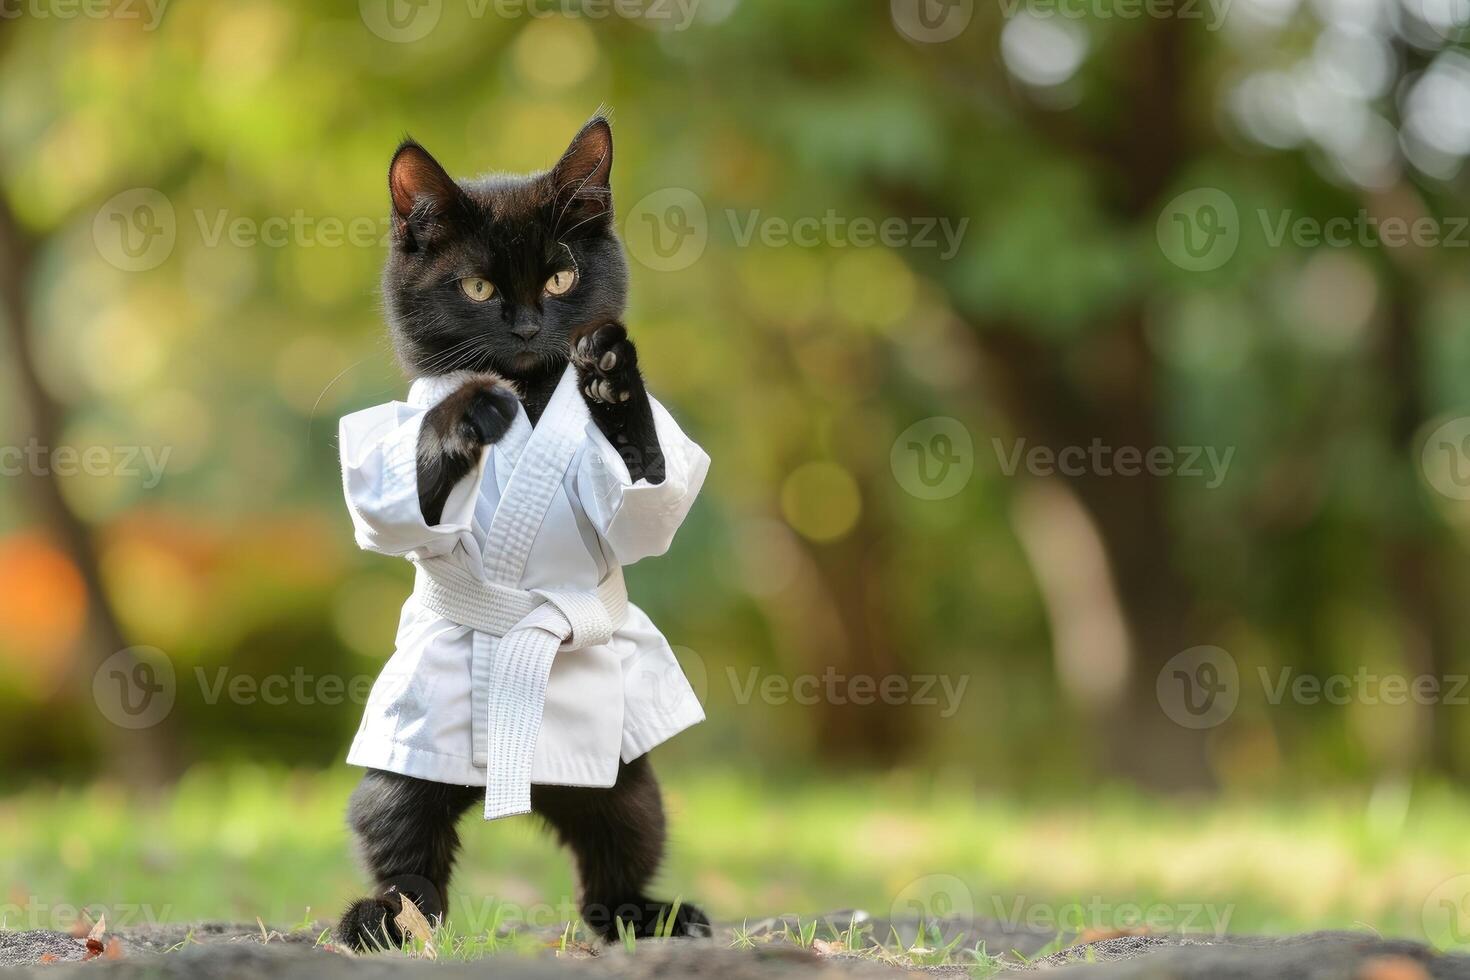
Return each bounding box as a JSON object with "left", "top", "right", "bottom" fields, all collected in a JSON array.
[{"left": 337, "top": 117, "right": 708, "bottom": 950}]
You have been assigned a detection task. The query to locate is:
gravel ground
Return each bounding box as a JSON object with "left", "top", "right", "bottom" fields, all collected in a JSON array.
[{"left": 3, "top": 916, "right": 1468, "bottom": 978}]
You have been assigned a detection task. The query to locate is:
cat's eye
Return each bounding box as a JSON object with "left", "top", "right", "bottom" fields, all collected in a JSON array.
[
  {"left": 459, "top": 277, "right": 495, "bottom": 303},
  {"left": 544, "top": 270, "right": 576, "bottom": 297}
]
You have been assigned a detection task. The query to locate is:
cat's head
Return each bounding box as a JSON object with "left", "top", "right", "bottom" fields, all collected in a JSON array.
[{"left": 382, "top": 116, "right": 627, "bottom": 381}]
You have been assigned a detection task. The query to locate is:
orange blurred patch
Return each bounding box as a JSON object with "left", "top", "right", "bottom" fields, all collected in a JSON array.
[{"left": 0, "top": 532, "right": 88, "bottom": 694}]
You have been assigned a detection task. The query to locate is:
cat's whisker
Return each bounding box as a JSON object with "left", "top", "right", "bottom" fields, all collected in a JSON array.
[
  {"left": 556, "top": 205, "right": 611, "bottom": 242},
  {"left": 414, "top": 334, "right": 493, "bottom": 376}
]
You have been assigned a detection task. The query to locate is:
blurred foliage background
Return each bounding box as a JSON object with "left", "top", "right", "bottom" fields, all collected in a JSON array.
[{"left": 3, "top": 0, "right": 1470, "bottom": 935}]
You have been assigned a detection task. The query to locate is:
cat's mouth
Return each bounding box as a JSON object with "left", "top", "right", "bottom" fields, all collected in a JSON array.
[{"left": 501, "top": 346, "right": 562, "bottom": 379}]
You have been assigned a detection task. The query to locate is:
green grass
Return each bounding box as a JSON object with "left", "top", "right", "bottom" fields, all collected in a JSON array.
[{"left": 2, "top": 766, "right": 1468, "bottom": 952}]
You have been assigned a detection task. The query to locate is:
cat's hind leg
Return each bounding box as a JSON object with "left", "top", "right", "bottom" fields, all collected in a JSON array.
[
  {"left": 338, "top": 769, "right": 479, "bottom": 951},
  {"left": 532, "top": 755, "right": 711, "bottom": 940}
]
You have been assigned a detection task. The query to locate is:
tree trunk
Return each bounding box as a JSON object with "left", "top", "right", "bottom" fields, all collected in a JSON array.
[
  {"left": 979, "top": 321, "right": 1216, "bottom": 789},
  {"left": 0, "top": 192, "right": 176, "bottom": 786}
]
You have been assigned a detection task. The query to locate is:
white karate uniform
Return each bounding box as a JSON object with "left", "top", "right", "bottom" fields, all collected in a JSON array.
[{"left": 338, "top": 365, "right": 708, "bottom": 818}]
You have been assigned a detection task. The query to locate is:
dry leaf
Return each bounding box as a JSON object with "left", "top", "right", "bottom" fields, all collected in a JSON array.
[
  {"left": 393, "top": 894, "right": 437, "bottom": 960},
  {"left": 87, "top": 914, "right": 106, "bottom": 943}
]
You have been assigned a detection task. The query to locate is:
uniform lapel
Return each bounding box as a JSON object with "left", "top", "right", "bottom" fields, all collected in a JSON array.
[{"left": 481, "top": 365, "right": 586, "bottom": 586}]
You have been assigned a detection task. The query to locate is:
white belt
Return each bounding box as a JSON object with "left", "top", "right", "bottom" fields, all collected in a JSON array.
[{"left": 410, "top": 557, "right": 628, "bottom": 818}]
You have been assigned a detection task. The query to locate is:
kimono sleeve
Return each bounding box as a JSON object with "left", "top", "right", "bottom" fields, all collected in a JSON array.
[
  {"left": 338, "top": 401, "right": 486, "bottom": 559},
  {"left": 575, "top": 394, "right": 710, "bottom": 566}
]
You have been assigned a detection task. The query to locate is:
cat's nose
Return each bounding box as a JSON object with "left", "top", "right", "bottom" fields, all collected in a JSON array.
[{"left": 510, "top": 313, "right": 541, "bottom": 341}]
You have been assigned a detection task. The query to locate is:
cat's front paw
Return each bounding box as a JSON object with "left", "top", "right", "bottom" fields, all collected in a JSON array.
[
  {"left": 423, "top": 373, "right": 520, "bottom": 459},
  {"left": 573, "top": 323, "right": 642, "bottom": 408},
  {"left": 416, "top": 373, "right": 519, "bottom": 525}
]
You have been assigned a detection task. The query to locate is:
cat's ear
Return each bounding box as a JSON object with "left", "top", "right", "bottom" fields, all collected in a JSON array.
[
  {"left": 389, "top": 139, "right": 461, "bottom": 246},
  {"left": 550, "top": 117, "right": 613, "bottom": 229}
]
